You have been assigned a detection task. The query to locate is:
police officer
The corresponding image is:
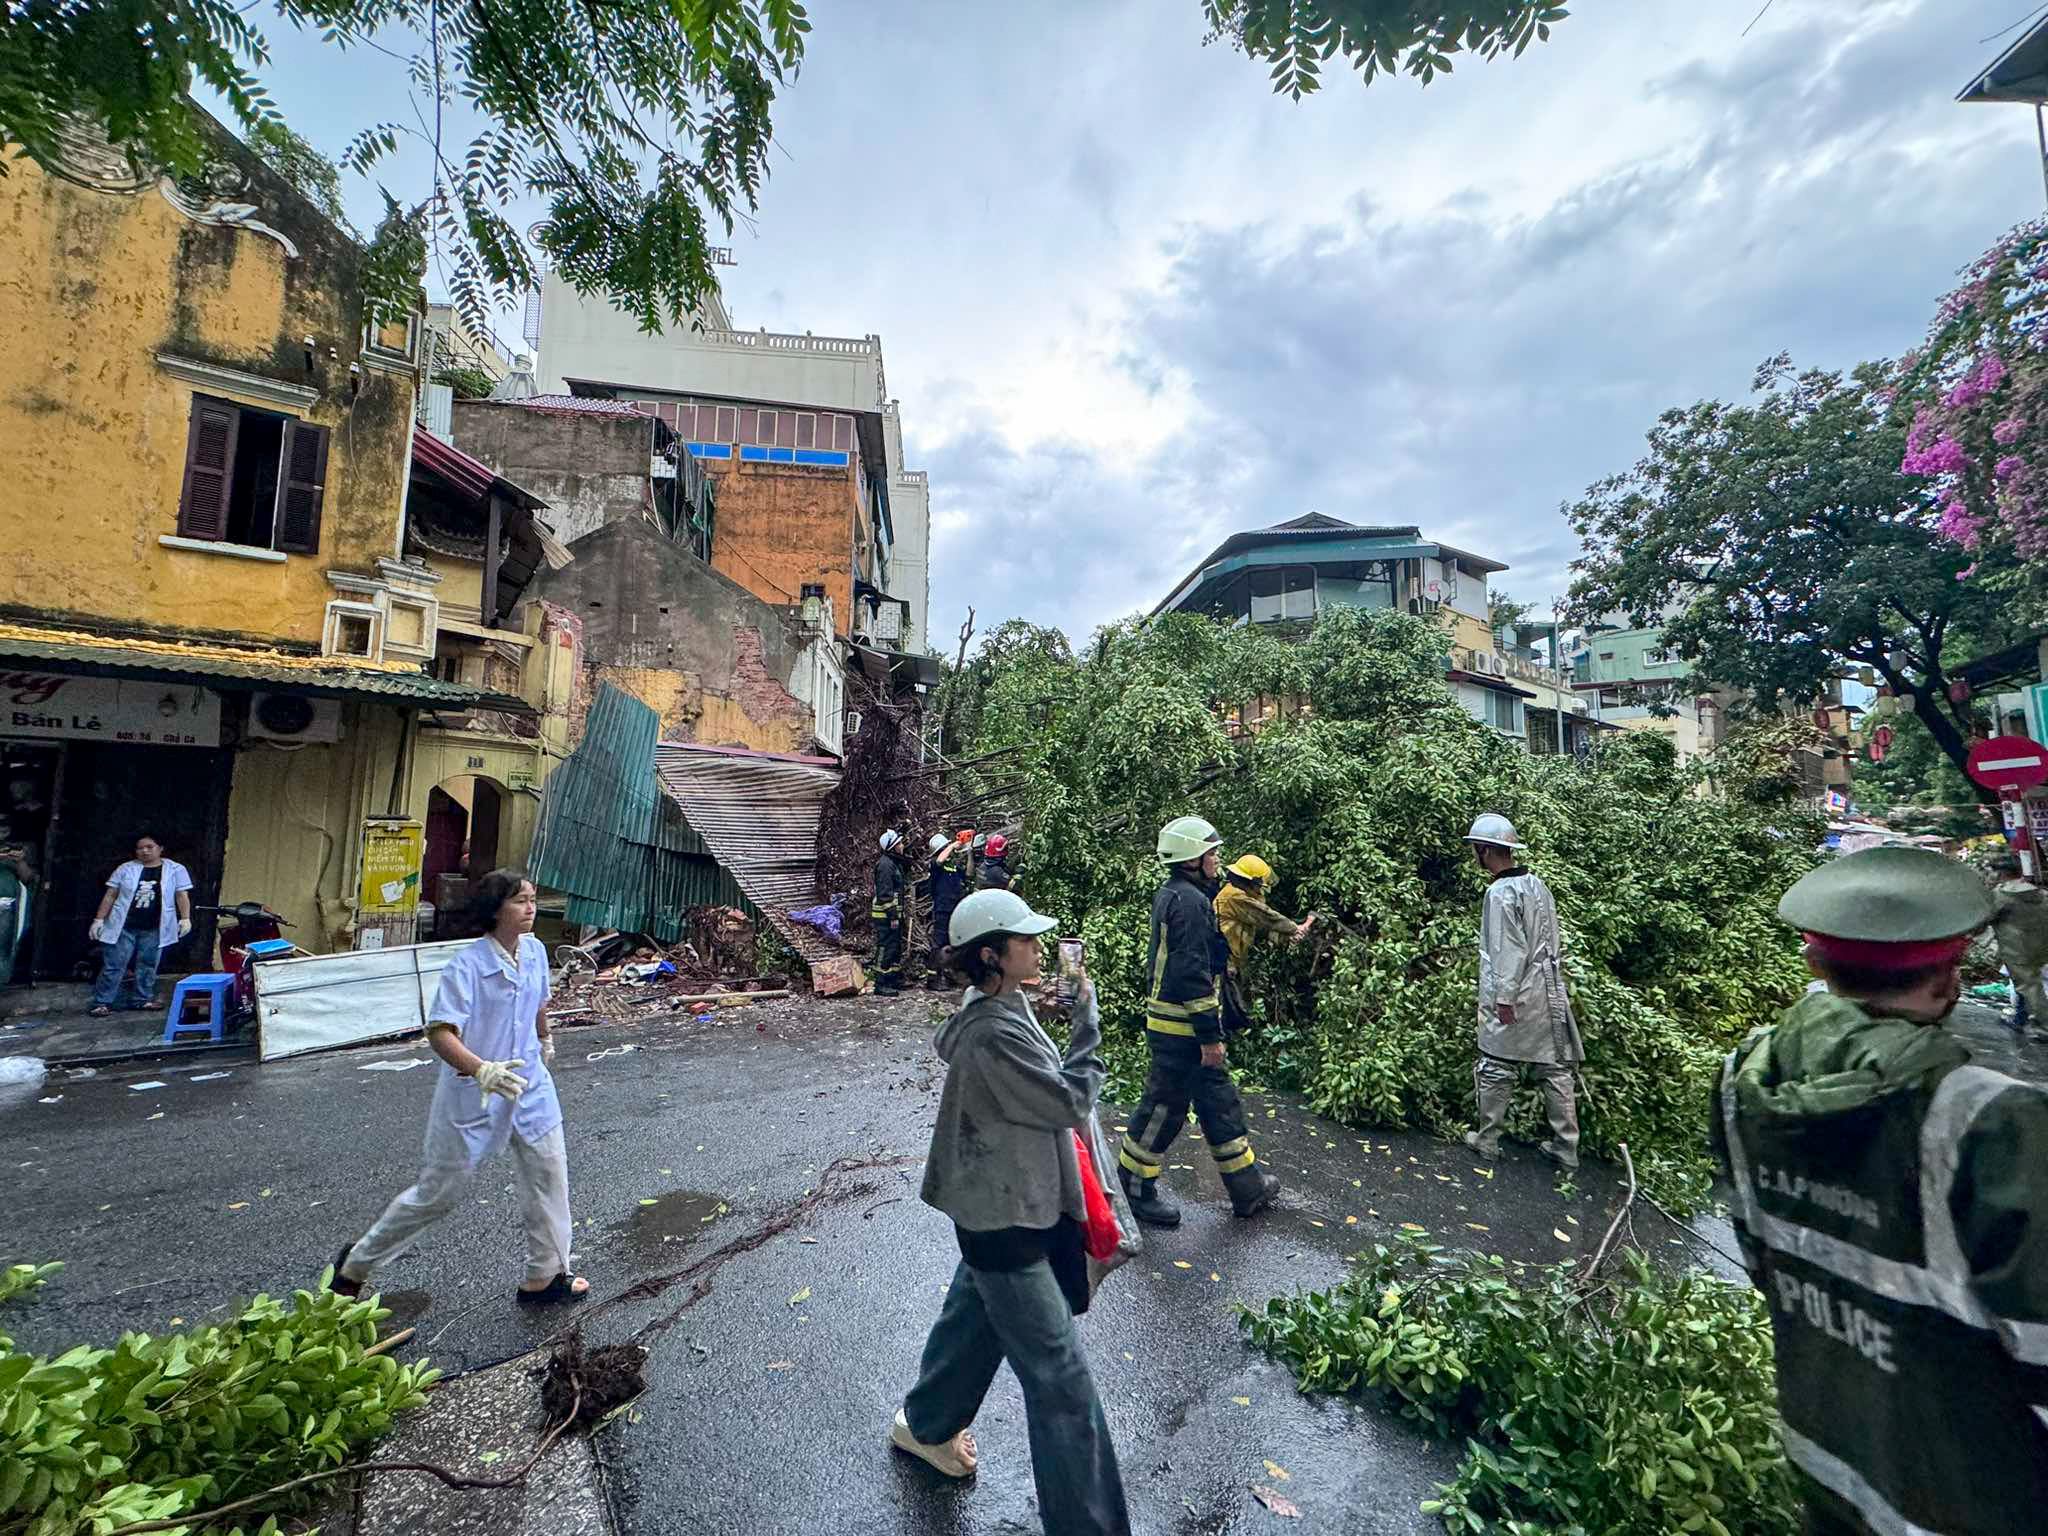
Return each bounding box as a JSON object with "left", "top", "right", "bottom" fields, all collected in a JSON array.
[
  {"left": 1116, "top": 816, "right": 1280, "bottom": 1227},
  {"left": 1713, "top": 846, "right": 2048, "bottom": 1536},
  {"left": 871, "top": 829, "right": 910, "bottom": 997}
]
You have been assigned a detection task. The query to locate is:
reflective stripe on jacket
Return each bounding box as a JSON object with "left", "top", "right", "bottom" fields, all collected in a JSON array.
[
  {"left": 1714, "top": 995, "right": 2048, "bottom": 1535},
  {"left": 872, "top": 852, "right": 905, "bottom": 921},
  {"left": 1215, "top": 882, "right": 1297, "bottom": 966},
  {"left": 1146, "top": 867, "right": 1222, "bottom": 1043}
]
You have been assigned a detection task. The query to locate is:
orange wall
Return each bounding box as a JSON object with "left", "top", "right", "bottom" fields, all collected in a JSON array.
[{"left": 706, "top": 461, "right": 859, "bottom": 636}]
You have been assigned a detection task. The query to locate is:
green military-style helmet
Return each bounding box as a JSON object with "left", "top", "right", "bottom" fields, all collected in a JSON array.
[
  {"left": 1776, "top": 846, "right": 1993, "bottom": 942},
  {"left": 1157, "top": 815, "right": 1223, "bottom": 865}
]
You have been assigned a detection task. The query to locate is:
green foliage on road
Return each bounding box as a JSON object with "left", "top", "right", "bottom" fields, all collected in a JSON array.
[
  {"left": 1244, "top": 1233, "right": 1794, "bottom": 1535},
  {"left": 0, "top": 1267, "right": 60, "bottom": 1309},
  {"left": 0, "top": 1279, "right": 434, "bottom": 1536},
  {"left": 952, "top": 605, "right": 1819, "bottom": 1208}
]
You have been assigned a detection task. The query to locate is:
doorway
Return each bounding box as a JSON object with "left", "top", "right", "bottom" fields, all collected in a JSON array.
[
  {"left": 422, "top": 775, "right": 506, "bottom": 934},
  {"left": 36, "top": 740, "right": 231, "bottom": 981}
]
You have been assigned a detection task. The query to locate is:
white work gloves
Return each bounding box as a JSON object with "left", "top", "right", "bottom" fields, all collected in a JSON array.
[
  {"left": 474, "top": 1059, "right": 530, "bottom": 1104},
  {"left": 177, "top": 917, "right": 192, "bottom": 939},
  {"left": 87, "top": 918, "right": 107, "bottom": 943},
  {"left": 540, "top": 1034, "right": 556, "bottom": 1065}
]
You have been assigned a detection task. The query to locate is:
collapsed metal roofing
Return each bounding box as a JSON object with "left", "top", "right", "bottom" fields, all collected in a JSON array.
[
  {"left": 653, "top": 741, "right": 844, "bottom": 969},
  {"left": 529, "top": 685, "right": 716, "bottom": 941},
  {"left": 0, "top": 621, "right": 490, "bottom": 705}
]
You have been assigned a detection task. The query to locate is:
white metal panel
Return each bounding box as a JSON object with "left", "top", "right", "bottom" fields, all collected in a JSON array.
[{"left": 256, "top": 940, "right": 471, "bottom": 1060}]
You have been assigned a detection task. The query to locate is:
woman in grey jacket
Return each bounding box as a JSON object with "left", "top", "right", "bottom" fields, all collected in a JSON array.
[{"left": 890, "top": 888, "right": 1131, "bottom": 1536}]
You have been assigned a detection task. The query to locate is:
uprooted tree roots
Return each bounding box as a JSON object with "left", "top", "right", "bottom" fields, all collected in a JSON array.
[{"left": 105, "top": 1157, "right": 912, "bottom": 1536}]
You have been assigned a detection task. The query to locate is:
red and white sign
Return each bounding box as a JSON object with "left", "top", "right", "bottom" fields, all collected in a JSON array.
[
  {"left": 1966, "top": 735, "right": 2048, "bottom": 793},
  {"left": 0, "top": 672, "right": 220, "bottom": 748}
]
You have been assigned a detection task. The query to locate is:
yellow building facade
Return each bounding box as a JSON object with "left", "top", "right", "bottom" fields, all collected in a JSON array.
[{"left": 0, "top": 117, "right": 494, "bottom": 976}]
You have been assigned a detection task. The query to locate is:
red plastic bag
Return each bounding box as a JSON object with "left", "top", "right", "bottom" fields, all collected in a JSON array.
[{"left": 1073, "top": 1131, "right": 1123, "bottom": 1262}]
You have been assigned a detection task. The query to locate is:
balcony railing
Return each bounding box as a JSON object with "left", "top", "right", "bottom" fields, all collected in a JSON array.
[{"left": 698, "top": 328, "right": 889, "bottom": 406}]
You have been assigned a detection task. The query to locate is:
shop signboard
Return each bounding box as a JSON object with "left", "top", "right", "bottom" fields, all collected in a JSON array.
[
  {"left": 358, "top": 818, "right": 424, "bottom": 913},
  {"left": 0, "top": 672, "right": 219, "bottom": 747}
]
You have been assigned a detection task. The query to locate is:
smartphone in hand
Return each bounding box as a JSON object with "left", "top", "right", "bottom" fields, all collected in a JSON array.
[{"left": 1057, "top": 937, "right": 1085, "bottom": 1005}]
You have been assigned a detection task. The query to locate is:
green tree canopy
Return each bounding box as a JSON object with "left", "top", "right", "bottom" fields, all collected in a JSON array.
[
  {"left": 1205, "top": 1, "right": 1574, "bottom": 97},
  {"left": 954, "top": 603, "right": 1817, "bottom": 1206},
  {"left": 0, "top": 0, "right": 806, "bottom": 331},
  {"left": 1565, "top": 358, "right": 2025, "bottom": 794}
]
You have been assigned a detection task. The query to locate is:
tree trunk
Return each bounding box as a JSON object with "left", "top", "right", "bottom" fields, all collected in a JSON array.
[{"left": 1910, "top": 686, "right": 1993, "bottom": 804}]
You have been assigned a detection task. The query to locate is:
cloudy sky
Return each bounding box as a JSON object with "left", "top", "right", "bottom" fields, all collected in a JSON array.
[{"left": 246, "top": 1, "right": 2048, "bottom": 647}]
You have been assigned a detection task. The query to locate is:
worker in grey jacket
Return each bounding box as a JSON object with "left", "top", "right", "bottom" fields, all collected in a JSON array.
[
  {"left": 891, "top": 887, "right": 1132, "bottom": 1536},
  {"left": 1462, "top": 814, "right": 1584, "bottom": 1169}
]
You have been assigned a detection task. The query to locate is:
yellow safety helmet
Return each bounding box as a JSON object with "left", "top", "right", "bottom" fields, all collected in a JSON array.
[{"left": 1227, "top": 854, "right": 1273, "bottom": 883}]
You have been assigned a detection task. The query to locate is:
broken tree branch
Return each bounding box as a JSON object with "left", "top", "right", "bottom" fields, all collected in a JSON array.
[{"left": 1584, "top": 1142, "right": 1637, "bottom": 1280}]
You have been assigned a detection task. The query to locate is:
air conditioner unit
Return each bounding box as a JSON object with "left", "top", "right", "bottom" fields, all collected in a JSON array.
[
  {"left": 1487, "top": 654, "right": 1507, "bottom": 677},
  {"left": 247, "top": 692, "right": 344, "bottom": 744}
]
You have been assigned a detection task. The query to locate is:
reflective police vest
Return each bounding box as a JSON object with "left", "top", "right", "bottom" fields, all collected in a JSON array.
[{"left": 1718, "top": 1056, "right": 2048, "bottom": 1534}]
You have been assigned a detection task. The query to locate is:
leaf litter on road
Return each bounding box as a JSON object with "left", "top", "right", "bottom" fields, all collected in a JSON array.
[{"left": 1252, "top": 1483, "right": 1302, "bottom": 1517}]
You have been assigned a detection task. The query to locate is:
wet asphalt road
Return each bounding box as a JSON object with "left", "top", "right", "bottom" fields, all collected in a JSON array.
[{"left": 4, "top": 994, "right": 1660, "bottom": 1535}]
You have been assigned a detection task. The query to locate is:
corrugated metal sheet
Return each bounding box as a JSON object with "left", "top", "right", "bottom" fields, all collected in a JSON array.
[
  {"left": 654, "top": 742, "right": 843, "bottom": 967},
  {"left": 0, "top": 622, "right": 488, "bottom": 705},
  {"left": 530, "top": 685, "right": 698, "bottom": 941}
]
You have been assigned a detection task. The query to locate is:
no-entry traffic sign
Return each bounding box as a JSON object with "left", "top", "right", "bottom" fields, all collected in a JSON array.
[{"left": 1966, "top": 735, "right": 2048, "bottom": 793}]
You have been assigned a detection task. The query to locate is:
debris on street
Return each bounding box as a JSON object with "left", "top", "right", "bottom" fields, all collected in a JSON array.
[{"left": 549, "top": 906, "right": 793, "bottom": 1024}]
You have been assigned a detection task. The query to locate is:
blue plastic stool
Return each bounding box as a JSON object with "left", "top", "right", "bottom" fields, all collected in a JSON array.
[{"left": 162, "top": 974, "right": 236, "bottom": 1044}]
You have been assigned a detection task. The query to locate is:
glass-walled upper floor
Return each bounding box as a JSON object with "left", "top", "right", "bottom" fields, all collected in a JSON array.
[{"left": 1201, "top": 560, "right": 1399, "bottom": 624}]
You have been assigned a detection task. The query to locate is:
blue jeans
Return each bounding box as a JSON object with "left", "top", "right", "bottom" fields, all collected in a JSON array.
[
  {"left": 903, "top": 1259, "right": 1130, "bottom": 1536},
  {"left": 93, "top": 928, "right": 162, "bottom": 1009}
]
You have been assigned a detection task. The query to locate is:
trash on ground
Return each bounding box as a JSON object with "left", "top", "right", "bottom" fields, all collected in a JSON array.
[
  {"left": 127, "top": 1079, "right": 167, "bottom": 1092},
  {"left": 0, "top": 1057, "right": 48, "bottom": 1089},
  {"left": 189, "top": 1071, "right": 233, "bottom": 1082},
  {"left": 358, "top": 1058, "right": 428, "bottom": 1073}
]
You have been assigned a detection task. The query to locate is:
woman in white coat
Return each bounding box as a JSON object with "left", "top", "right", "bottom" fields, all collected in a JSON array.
[{"left": 331, "top": 868, "right": 589, "bottom": 1304}]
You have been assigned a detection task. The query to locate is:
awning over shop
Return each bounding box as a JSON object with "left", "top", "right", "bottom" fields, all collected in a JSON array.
[
  {"left": 0, "top": 621, "right": 490, "bottom": 706},
  {"left": 653, "top": 740, "right": 843, "bottom": 969}
]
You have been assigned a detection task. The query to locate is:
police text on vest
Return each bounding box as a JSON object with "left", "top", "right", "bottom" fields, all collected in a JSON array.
[{"left": 1772, "top": 1272, "right": 1896, "bottom": 1374}]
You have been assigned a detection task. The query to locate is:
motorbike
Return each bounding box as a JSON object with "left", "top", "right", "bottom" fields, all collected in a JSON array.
[{"left": 198, "top": 901, "right": 301, "bottom": 1021}]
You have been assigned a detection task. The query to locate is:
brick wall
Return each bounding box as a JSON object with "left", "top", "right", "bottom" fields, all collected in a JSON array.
[{"left": 704, "top": 460, "right": 860, "bottom": 636}]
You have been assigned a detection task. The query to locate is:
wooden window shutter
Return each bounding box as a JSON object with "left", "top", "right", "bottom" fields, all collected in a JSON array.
[
  {"left": 178, "top": 398, "right": 240, "bottom": 539},
  {"left": 276, "top": 420, "right": 329, "bottom": 554}
]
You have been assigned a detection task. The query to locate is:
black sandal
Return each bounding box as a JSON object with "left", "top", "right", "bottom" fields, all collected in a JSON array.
[
  {"left": 328, "top": 1243, "right": 362, "bottom": 1298},
  {"left": 515, "top": 1272, "right": 590, "bottom": 1305}
]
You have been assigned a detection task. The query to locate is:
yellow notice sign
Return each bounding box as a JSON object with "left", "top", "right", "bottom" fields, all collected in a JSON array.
[{"left": 359, "top": 819, "right": 424, "bottom": 913}]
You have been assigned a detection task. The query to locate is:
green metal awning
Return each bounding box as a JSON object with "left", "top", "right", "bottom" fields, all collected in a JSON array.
[{"left": 0, "top": 624, "right": 490, "bottom": 706}]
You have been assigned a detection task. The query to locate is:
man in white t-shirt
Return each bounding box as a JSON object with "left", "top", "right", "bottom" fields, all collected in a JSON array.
[{"left": 87, "top": 834, "right": 193, "bottom": 1017}]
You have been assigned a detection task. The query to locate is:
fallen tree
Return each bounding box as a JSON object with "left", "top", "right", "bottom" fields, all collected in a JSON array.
[{"left": 948, "top": 605, "right": 1821, "bottom": 1206}]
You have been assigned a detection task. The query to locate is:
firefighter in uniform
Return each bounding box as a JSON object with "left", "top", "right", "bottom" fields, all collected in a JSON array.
[
  {"left": 1116, "top": 816, "right": 1281, "bottom": 1227},
  {"left": 924, "top": 832, "right": 972, "bottom": 991},
  {"left": 871, "top": 829, "right": 910, "bottom": 997},
  {"left": 976, "top": 833, "right": 1014, "bottom": 892},
  {"left": 1213, "top": 854, "right": 1314, "bottom": 1033},
  {"left": 1713, "top": 846, "right": 2048, "bottom": 1536}
]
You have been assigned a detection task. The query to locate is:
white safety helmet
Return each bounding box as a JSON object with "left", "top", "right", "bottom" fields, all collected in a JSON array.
[
  {"left": 1463, "top": 813, "right": 1523, "bottom": 850},
  {"left": 1157, "top": 814, "right": 1224, "bottom": 865},
  {"left": 948, "top": 888, "right": 1058, "bottom": 947},
  {"left": 928, "top": 833, "right": 950, "bottom": 854},
  {"left": 879, "top": 829, "right": 903, "bottom": 852}
]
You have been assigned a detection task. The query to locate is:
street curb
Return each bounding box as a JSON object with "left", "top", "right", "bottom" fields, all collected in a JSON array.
[{"left": 353, "top": 1349, "right": 615, "bottom": 1536}]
